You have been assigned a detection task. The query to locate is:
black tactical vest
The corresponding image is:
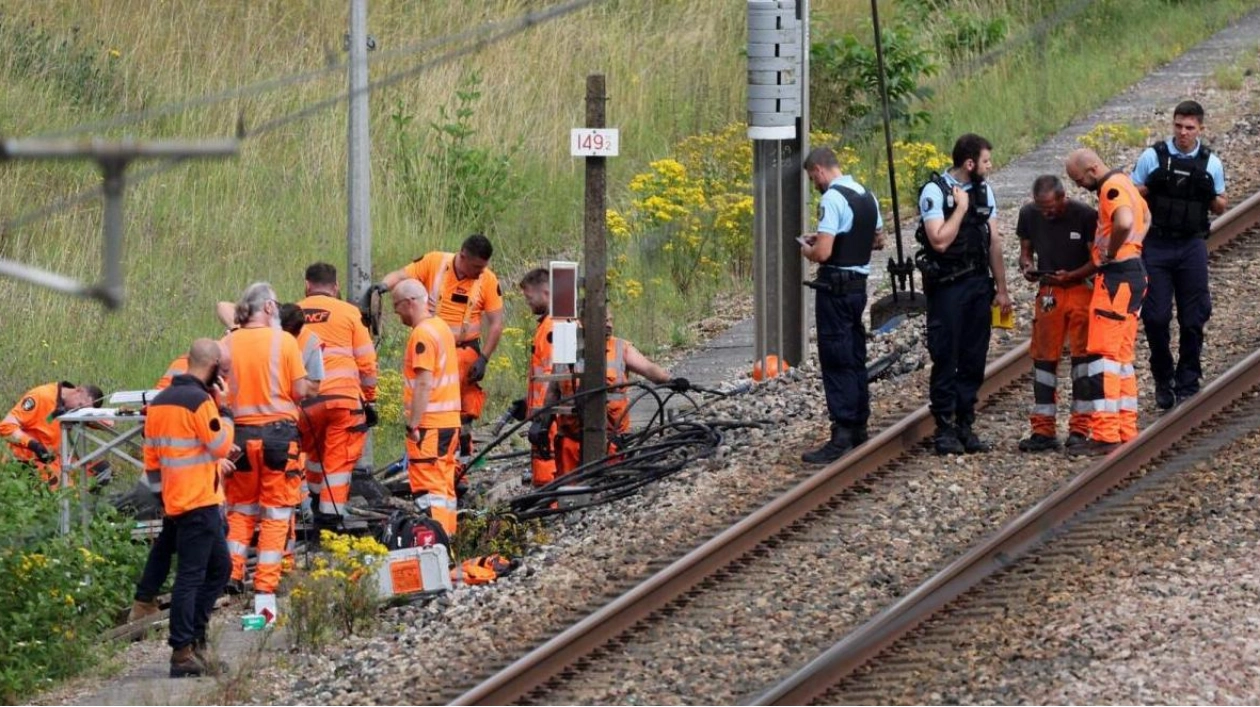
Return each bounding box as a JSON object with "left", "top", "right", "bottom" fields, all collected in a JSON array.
[
  {"left": 1144, "top": 141, "right": 1216, "bottom": 239},
  {"left": 823, "top": 183, "right": 878, "bottom": 268},
  {"left": 915, "top": 173, "right": 992, "bottom": 269}
]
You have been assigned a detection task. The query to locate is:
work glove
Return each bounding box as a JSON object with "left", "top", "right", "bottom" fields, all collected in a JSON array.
[
  {"left": 370, "top": 282, "right": 390, "bottom": 297},
  {"left": 27, "top": 440, "right": 55, "bottom": 464},
  {"left": 508, "top": 398, "right": 527, "bottom": 422},
  {"left": 363, "top": 402, "right": 379, "bottom": 428},
  {"left": 667, "top": 377, "right": 692, "bottom": 393},
  {"left": 468, "top": 353, "right": 489, "bottom": 383},
  {"left": 90, "top": 460, "right": 113, "bottom": 489},
  {"left": 528, "top": 418, "right": 552, "bottom": 461}
]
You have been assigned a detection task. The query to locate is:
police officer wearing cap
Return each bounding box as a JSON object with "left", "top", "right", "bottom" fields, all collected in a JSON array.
[
  {"left": 800, "top": 146, "right": 884, "bottom": 465},
  {"left": 1131, "top": 100, "right": 1227, "bottom": 410},
  {"left": 915, "top": 133, "right": 1012, "bottom": 455}
]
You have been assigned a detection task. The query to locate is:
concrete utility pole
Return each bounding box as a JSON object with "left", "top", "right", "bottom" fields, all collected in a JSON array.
[
  {"left": 580, "top": 74, "right": 609, "bottom": 468},
  {"left": 748, "top": 0, "right": 808, "bottom": 373},
  {"left": 0, "top": 138, "right": 238, "bottom": 308},
  {"left": 347, "top": 0, "right": 374, "bottom": 466},
  {"left": 347, "top": 0, "right": 372, "bottom": 309}
]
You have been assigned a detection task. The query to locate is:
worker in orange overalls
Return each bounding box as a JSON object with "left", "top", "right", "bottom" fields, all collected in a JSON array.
[
  {"left": 142, "top": 338, "right": 236, "bottom": 677},
  {"left": 1016, "top": 175, "right": 1099, "bottom": 452},
  {"left": 1065, "top": 149, "right": 1150, "bottom": 455},
  {"left": 1, "top": 381, "right": 103, "bottom": 488},
  {"left": 129, "top": 349, "right": 211, "bottom": 624},
  {"left": 219, "top": 282, "right": 312, "bottom": 621},
  {"left": 517, "top": 267, "right": 560, "bottom": 487},
  {"left": 296, "top": 263, "right": 378, "bottom": 524},
  {"left": 156, "top": 355, "right": 190, "bottom": 390},
  {"left": 391, "top": 278, "right": 462, "bottom": 536},
  {"left": 380, "top": 234, "right": 504, "bottom": 457},
  {"left": 277, "top": 303, "right": 324, "bottom": 568},
  {"left": 541, "top": 309, "right": 688, "bottom": 477}
]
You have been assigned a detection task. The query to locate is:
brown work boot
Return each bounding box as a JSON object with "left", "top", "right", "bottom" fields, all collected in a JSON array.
[
  {"left": 169, "top": 645, "right": 205, "bottom": 678},
  {"left": 127, "top": 599, "right": 160, "bottom": 623},
  {"left": 194, "top": 638, "right": 229, "bottom": 676}
]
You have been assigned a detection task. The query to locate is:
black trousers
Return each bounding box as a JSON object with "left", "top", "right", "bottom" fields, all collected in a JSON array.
[
  {"left": 1141, "top": 237, "right": 1211, "bottom": 396},
  {"left": 926, "top": 274, "right": 993, "bottom": 420},
  {"left": 134, "top": 515, "right": 176, "bottom": 602},
  {"left": 816, "top": 286, "right": 870, "bottom": 429},
  {"left": 168, "top": 505, "right": 230, "bottom": 650}
]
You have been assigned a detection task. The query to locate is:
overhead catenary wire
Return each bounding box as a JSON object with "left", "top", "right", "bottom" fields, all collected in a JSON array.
[
  {"left": 33, "top": 0, "right": 606, "bottom": 141},
  {"left": 1, "top": 0, "right": 605, "bottom": 237}
]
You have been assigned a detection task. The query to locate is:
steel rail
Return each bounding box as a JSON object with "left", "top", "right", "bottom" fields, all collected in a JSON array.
[
  {"left": 750, "top": 194, "right": 1260, "bottom": 706},
  {"left": 452, "top": 191, "right": 1260, "bottom": 707},
  {"left": 451, "top": 345, "right": 1030, "bottom": 705}
]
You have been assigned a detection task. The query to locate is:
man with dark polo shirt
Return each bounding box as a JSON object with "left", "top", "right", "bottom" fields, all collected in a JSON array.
[{"left": 1016, "top": 175, "right": 1098, "bottom": 452}]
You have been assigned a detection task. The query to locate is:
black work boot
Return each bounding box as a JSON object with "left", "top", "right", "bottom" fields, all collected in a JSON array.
[
  {"left": 955, "top": 412, "right": 990, "bottom": 453},
  {"left": 1155, "top": 380, "right": 1175, "bottom": 410},
  {"left": 932, "top": 415, "right": 966, "bottom": 455},
  {"left": 1018, "top": 433, "right": 1060, "bottom": 452},
  {"left": 801, "top": 423, "right": 855, "bottom": 465}
]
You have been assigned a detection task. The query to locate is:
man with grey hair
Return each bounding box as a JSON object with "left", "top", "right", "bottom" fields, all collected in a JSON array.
[{"left": 219, "top": 281, "right": 312, "bottom": 622}]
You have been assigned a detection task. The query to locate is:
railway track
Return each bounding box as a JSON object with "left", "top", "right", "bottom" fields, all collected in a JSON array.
[
  {"left": 449, "top": 189, "right": 1260, "bottom": 705},
  {"left": 756, "top": 338, "right": 1260, "bottom": 704},
  {"left": 806, "top": 378, "right": 1260, "bottom": 704}
]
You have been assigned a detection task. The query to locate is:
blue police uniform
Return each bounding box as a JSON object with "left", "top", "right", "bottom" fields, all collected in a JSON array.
[
  {"left": 804, "top": 176, "right": 882, "bottom": 462},
  {"left": 1131, "top": 138, "right": 1226, "bottom": 405},
  {"left": 917, "top": 172, "right": 997, "bottom": 452}
]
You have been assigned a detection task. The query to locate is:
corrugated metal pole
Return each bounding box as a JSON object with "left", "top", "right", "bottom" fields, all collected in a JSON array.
[
  {"left": 581, "top": 74, "right": 608, "bottom": 467},
  {"left": 347, "top": 0, "right": 374, "bottom": 465},
  {"left": 748, "top": 1, "right": 805, "bottom": 372}
]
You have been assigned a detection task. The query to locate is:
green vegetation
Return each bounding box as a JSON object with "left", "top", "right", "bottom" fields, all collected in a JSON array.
[
  {"left": 453, "top": 506, "right": 547, "bottom": 560},
  {"left": 0, "top": 463, "right": 146, "bottom": 700},
  {"left": 2, "top": 0, "right": 1259, "bottom": 696},
  {"left": 287, "top": 531, "right": 388, "bottom": 651},
  {"left": 1, "top": 0, "right": 1254, "bottom": 415}
]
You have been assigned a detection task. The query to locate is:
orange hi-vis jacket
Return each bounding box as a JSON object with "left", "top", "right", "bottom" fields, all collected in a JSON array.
[
  {"left": 527, "top": 315, "right": 555, "bottom": 415},
  {"left": 557, "top": 337, "right": 631, "bottom": 435},
  {"left": 1094, "top": 171, "right": 1150, "bottom": 264},
  {"left": 1, "top": 382, "right": 65, "bottom": 465},
  {"left": 404, "top": 252, "right": 504, "bottom": 344},
  {"left": 143, "top": 375, "right": 235, "bottom": 516},
  {"left": 156, "top": 355, "right": 190, "bottom": 390},
  {"left": 298, "top": 294, "right": 378, "bottom": 404},
  {"left": 403, "top": 317, "right": 462, "bottom": 429},
  {"left": 222, "top": 327, "right": 307, "bottom": 426}
]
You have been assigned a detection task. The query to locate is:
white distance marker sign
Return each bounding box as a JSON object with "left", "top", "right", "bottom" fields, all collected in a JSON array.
[{"left": 570, "top": 128, "right": 619, "bottom": 157}]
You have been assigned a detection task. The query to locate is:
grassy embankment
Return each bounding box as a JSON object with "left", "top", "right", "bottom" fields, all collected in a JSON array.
[{"left": 0, "top": 0, "right": 1256, "bottom": 443}]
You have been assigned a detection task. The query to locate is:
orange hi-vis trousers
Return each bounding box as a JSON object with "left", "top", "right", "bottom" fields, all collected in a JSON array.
[
  {"left": 407, "top": 427, "right": 460, "bottom": 536},
  {"left": 298, "top": 396, "right": 367, "bottom": 517},
  {"left": 1081, "top": 259, "right": 1147, "bottom": 444},
  {"left": 530, "top": 420, "right": 558, "bottom": 487},
  {"left": 1029, "top": 282, "right": 1093, "bottom": 438},
  {"left": 456, "top": 344, "right": 486, "bottom": 421},
  {"left": 554, "top": 431, "right": 622, "bottom": 478},
  {"left": 225, "top": 422, "right": 301, "bottom": 594}
]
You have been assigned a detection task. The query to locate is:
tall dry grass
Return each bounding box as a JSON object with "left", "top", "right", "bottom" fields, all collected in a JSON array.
[{"left": 0, "top": 0, "right": 807, "bottom": 402}]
